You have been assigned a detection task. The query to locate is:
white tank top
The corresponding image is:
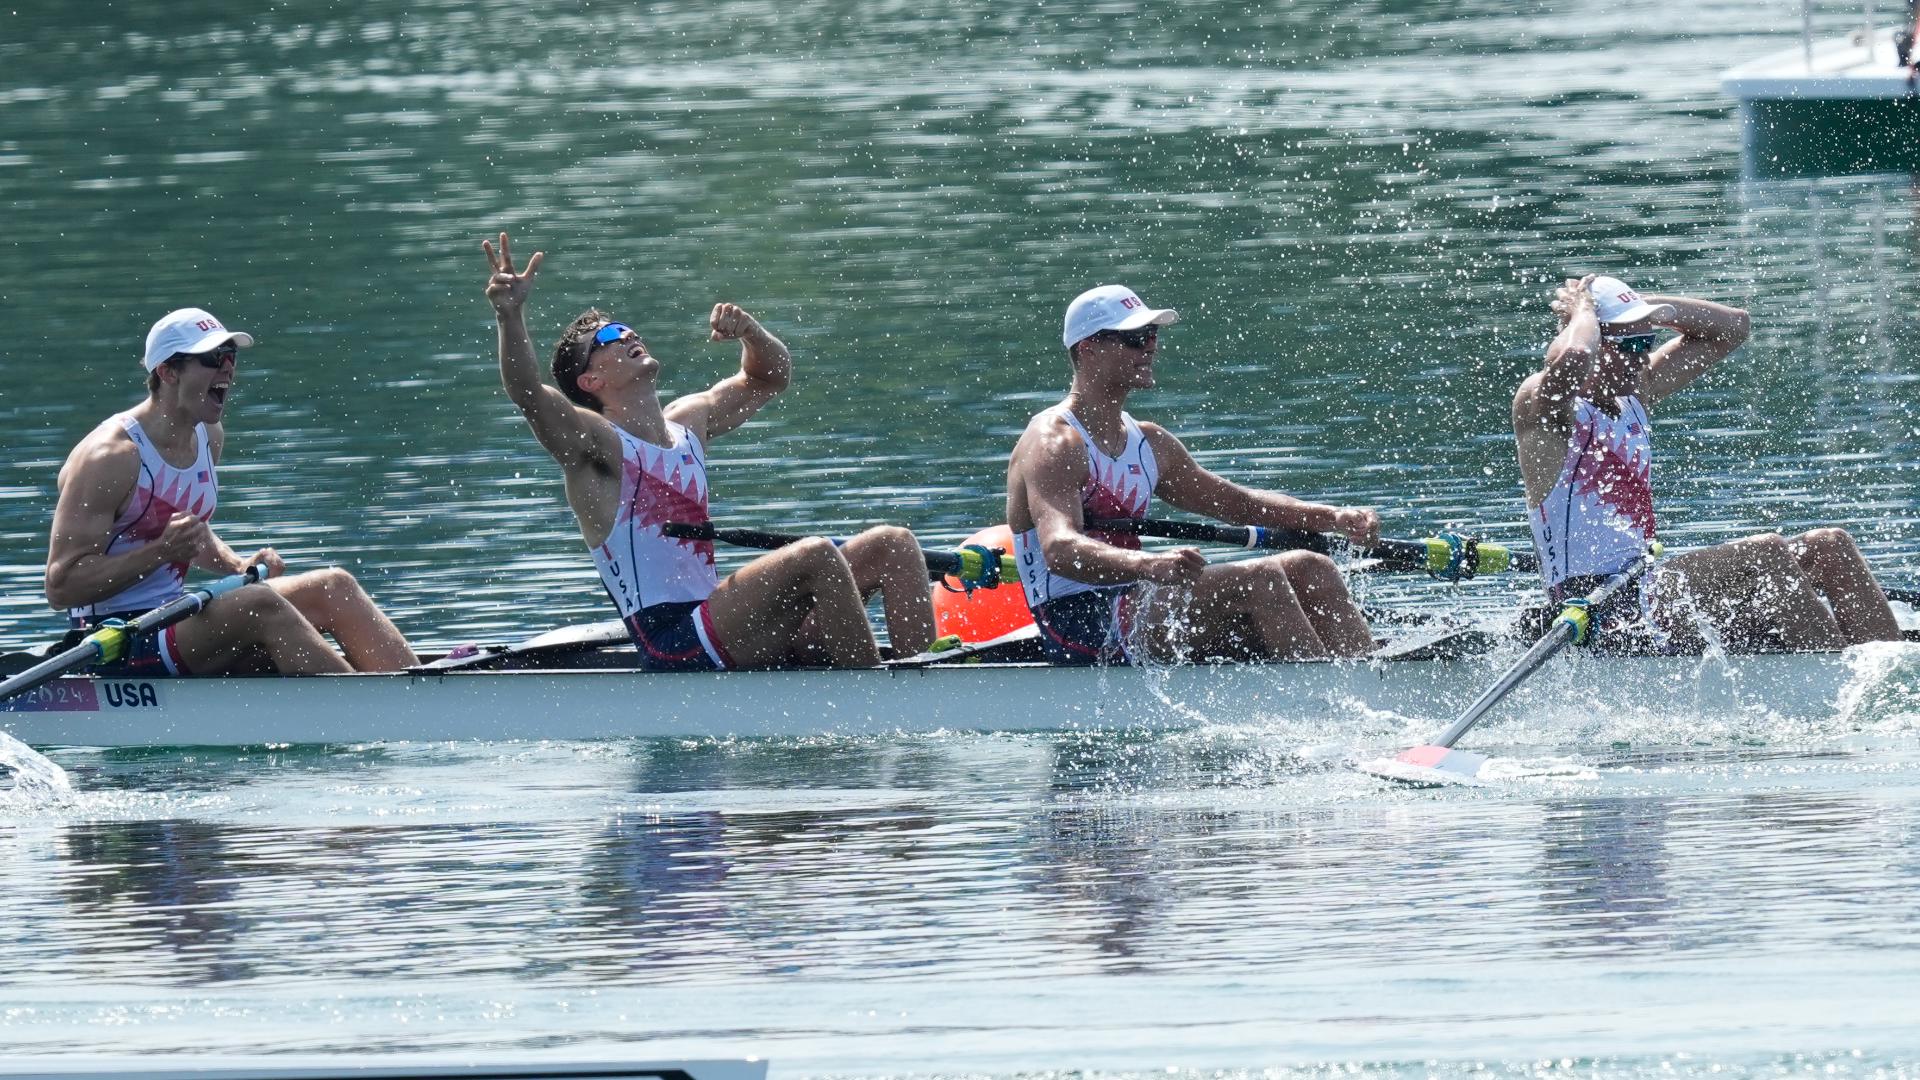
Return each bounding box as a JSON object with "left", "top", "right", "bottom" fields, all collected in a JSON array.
[
  {"left": 590, "top": 420, "right": 719, "bottom": 617},
  {"left": 71, "top": 414, "right": 219, "bottom": 621},
  {"left": 1528, "top": 394, "right": 1655, "bottom": 596},
  {"left": 1014, "top": 406, "right": 1160, "bottom": 607}
]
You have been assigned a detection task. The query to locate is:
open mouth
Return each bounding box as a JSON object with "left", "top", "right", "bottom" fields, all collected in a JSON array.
[{"left": 209, "top": 382, "right": 230, "bottom": 406}]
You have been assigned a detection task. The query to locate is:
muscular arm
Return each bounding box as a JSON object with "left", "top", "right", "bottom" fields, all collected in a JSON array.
[
  {"left": 1145, "top": 423, "right": 1362, "bottom": 535},
  {"left": 45, "top": 439, "right": 164, "bottom": 610},
  {"left": 480, "top": 235, "right": 614, "bottom": 470},
  {"left": 665, "top": 304, "right": 790, "bottom": 441},
  {"left": 1521, "top": 297, "right": 1600, "bottom": 439},
  {"left": 1635, "top": 295, "right": 1750, "bottom": 406},
  {"left": 1010, "top": 420, "right": 1196, "bottom": 586},
  {"left": 497, "top": 306, "right": 610, "bottom": 468}
]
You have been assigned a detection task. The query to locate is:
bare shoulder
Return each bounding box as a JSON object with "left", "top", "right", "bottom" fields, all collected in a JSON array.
[
  {"left": 1135, "top": 418, "right": 1187, "bottom": 455},
  {"left": 57, "top": 419, "right": 140, "bottom": 498},
  {"left": 662, "top": 390, "right": 712, "bottom": 441},
  {"left": 1512, "top": 370, "right": 1557, "bottom": 427}
]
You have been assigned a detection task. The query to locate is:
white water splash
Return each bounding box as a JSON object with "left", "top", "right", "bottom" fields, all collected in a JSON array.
[
  {"left": 1834, "top": 639, "right": 1920, "bottom": 731},
  {"left": 0, "top": 729, "right": 71, "bottom": 807}
]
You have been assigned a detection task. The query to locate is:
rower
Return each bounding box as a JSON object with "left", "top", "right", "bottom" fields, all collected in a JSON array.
[
  {"left": 44, "top": 308, "right": 419, "bottom": 676},
  {"left": 479, "top": 232, "right": 936, "bottom": 670},
  {"left": 1004, "top": 285, "right": 1380, "bottom": 665},
  {"left": 1513, "top": 274, "right": 1900, "bottom": 651}
]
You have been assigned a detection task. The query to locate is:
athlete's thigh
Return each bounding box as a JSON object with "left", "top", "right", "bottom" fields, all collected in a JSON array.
[
  {"left": 1652, "top": 536, "right": 1794, "bottom": 642},
  {"left": 264, "top": 567, "right": 358, "bottom": 617},
  {"left": 168, "top": 589, "right": 280, "bottom": 674},
  {"left": 703, "top": 542, "right": 837, "bottom": 665},
  {"left": 1138, "top": 563, "right": 1277, "bottom": 658}
]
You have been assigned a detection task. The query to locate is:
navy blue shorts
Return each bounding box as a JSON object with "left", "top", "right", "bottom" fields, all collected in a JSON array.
[
  {"left": 1031, "top": 590, "right": 1135, "bottom": 667},
  {"left": 1527, "top": 575, "right": 1686, "bottom": 655},
  {"left": 625, "top": 600, "right": 733, "bottom": 672}
]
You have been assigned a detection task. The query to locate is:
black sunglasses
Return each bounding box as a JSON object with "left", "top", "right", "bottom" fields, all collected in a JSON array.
[
  {"left": 173, "top": 343, "right": 238, "bottom": 369},
  {"left": 1096, "top": 325, "right": 1159, "bottom": 350},
  {"left": 1604, "top": 333, "right": 1657, "bottom": 355}
]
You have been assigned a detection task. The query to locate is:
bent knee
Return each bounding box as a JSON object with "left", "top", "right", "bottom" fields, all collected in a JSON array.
[
  {"left": 1276, "top": 550, "right": 1342, "bottom": 585},
  {"left": 861, "top": 525, "right": 920, "bottom": 554},
  {"left": 1796, "top": 527, "right": 1856, "bottom": 556},
  {"left": 790, "top": 535, "right": 848, "bottom": 570},
  {"left": 1734, "top": 532, "right": 1797, "bottom": 567}
]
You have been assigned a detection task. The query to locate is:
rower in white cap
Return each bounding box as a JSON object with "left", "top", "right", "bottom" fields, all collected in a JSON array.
[
  {"left": 1004, "top": 284, "right": 1380, "bottom": 665},
  {"left": 1513, "top": 274, "right": 1900, "bottom": 651},
  {"left": 43, "top": 307, "right": 418, "bottom": 676}
]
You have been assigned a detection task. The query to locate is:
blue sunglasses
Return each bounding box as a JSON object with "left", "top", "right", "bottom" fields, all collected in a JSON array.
[
  {"left": 592, "top": 322, "right": 634, "bottom": 348},
  {"left": 1605, "top": 333, "right": 1657, "bottom": 355}
]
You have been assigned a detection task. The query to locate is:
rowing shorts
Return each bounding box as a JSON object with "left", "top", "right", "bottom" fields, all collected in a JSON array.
[
  {"left": 624, "top": 600, "right": 733, "bottom": 673},
  {"left": 62, "top": 613, "right": 189, "bottom": 677},
  {"left": 1031, "top": 589, "right": 1135, "bottom": 667},
  {"left": 1524, "top": 575, "right": 1683, "bottom": 656}
]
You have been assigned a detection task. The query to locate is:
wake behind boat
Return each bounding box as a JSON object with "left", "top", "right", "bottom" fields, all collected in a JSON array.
[{"left": 1, "top": 622, "right": 1907, "bottom": 748}]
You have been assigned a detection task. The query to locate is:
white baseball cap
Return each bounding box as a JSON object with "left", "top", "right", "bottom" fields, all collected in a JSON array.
[
  {"left": 142, "top": 307, "right": 254, "bottom": 372},
  {"left": 1588, "top": 276, "right": 1665, "bottom": 327},
  {"left": 1062, "top": 285, "right": 1180, "bottom": 349}
]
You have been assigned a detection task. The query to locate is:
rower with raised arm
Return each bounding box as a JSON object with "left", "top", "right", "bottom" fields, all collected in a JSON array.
[
  {"left": 1005, "top": 285, "right": 1380, "bottom": 665},
  {"left": 480, "top": 233, "right": 936, "bottom": 670},
  {"left": 1514, "top": 274, "right": 1900, "bottom": 651},
  {"left": 45, "top": 308, "right": 419, "bottom": 676}
]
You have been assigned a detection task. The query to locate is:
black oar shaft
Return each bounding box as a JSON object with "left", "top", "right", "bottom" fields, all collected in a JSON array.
[
  {"left": 0, "top": 566, "right": 264, "bottom": 705},
  {"left": 1087, "top": 516, "right": 1539, "bottom": 575},
  {"left": 662, "top": 522, "right": 1016, "bottom": 583}
]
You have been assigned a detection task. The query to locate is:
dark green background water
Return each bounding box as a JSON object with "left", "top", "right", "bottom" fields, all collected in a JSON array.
[{"left": 3, "top": 0, "right": 1915, "bottom": 649}]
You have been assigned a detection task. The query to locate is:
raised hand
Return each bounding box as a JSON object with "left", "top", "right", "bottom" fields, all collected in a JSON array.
[
  {"left": 709, "top": 302, "right": 762, "bottom": 342},
  {"left": 482, "top": 232, "right": 544, "bottom": 315},
  {"left": 1551, "top": 274, "right": 1596, "bottom": 327}
]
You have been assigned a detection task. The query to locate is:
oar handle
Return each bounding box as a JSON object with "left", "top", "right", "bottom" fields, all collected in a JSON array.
[
  {"left": 1086, "top": 517, "right": 1539, "bottom": 576},
  {"left": 663, "top": 522, "right": 1020, "bottom": 587},
  {"left": 0, "top": 565, "right": 265, "bottom": 705}
]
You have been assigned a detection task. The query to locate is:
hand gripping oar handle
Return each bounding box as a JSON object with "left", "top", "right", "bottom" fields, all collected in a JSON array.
[
  {"left": 662, "top": 522, "right": 1020, "bottom": 588},
  {"left": 1429, "top": 553, "right": 1658, "bottom": 751},
  {"left": 1086, "top": 516, "right": 1539, "bottom": 577},
  {"left": 0, "top": 565, "right": 266, "bottom": 705}
]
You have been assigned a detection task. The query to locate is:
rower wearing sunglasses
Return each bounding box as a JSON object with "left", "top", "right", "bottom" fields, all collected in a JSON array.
[
  {"left": 1005, "top": 285, "right": 1380, "bottom": 665},
  {"left": 481, "top": 233, "right": 937, "bottom": 670},
  {"left": 1514, "top": 274, "right": 1900, "bottom": 651},
  {"left": 43, "top": 307, "right": 419, "bottom": 676}
]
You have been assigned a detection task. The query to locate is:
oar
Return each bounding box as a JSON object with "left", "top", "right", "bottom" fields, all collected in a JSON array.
[
  {"left": 1086, "top": 516, "right": 1538, "bottom": 577},
  {"left": 0, "top": 566, "right": 265, "bottom": 706},
  {"left": 662, "top": 522, "right": 1018, "bottom": 588},
  {"left": 1355, "top": 553, "right": 1659, "bottom": 786}
]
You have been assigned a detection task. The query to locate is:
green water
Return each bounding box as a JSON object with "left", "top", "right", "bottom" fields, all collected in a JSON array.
[{"left": 5, "top": 0, "right": 1920, "bottom": 1074}]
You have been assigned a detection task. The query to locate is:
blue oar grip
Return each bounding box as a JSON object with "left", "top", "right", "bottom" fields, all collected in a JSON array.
[
  {"left": 202, "top": 564, "right": 267, "bottom": 602},
  {"left": 1243, "top": 526, "right": 1265, "bottom": 550}
]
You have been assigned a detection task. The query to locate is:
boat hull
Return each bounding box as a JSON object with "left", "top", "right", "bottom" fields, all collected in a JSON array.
[
  {"left": 1721, "top": 27, "right": 1920, "bottom": 175},
  {"left": 0, "top": 647, "right": 1889, "bottom": 748}
]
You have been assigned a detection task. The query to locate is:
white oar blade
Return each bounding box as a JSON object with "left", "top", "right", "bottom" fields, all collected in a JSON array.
[{"left": 1354, "top": 744, "right": 1494, "bottom": 787}]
